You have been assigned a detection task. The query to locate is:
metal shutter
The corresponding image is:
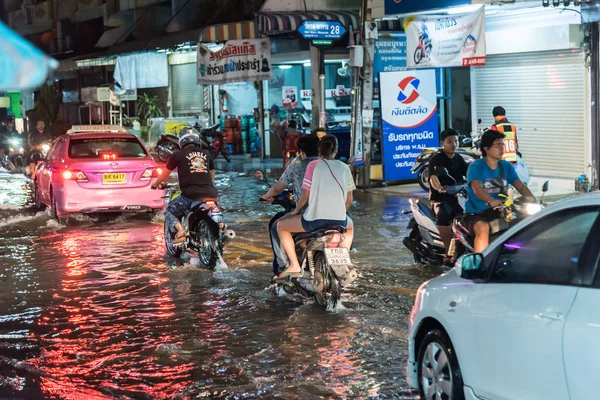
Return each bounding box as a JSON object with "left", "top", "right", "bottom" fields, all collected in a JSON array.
[
  {"left": 474, "top": 50, "right": 586, "bottom": 178},
  {"left": 171, "top": 63, "right": 204, "bottom": 115}
]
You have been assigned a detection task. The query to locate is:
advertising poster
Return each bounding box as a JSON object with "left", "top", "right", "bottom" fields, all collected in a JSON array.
[
  {"left": 380, "top": 70, "right": 439, "bottom": 182},
  {"left": 405, "top": 6, "right": 486, "bottom": 69},
  {"left": 197, "top": 39, "right": 272, "bottom": 85},
  {"left": 282, "top": 86, "right": 298, "bottom": 110}
]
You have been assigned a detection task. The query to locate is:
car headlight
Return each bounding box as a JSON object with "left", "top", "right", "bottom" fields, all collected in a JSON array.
[{"left": 526, "top": 203, "right": 543, "bottom": 215}]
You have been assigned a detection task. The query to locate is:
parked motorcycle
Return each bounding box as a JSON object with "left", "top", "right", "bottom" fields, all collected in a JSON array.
[
  {"left": 156, "top": 184, "right": 235, "bottom": 268},
  {"left": 414, "top": 34, "right": 432, "bottom": 65},
  {"left": 255, "top": 170, "right": 358, "bottom": 308},
  {"left": 402, "top": 166, "right": 468, "bottom": 265},
  {"left": 155, "top": 124, "right": 231, "bottom": 163},
  {"left": 412, "top": 144, "right": 478, "bottom": 191}
]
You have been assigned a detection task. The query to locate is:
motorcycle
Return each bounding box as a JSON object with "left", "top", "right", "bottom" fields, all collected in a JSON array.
[
  {"left": 412, "top": 144, "right": 478, "bottom": 191},
  {"left": 449, "top": 178, "right": 549, "bottom": 261},
  {"left": 155, "top": 123, "right": 231, "bottom": 163},
  {"left": 402, "top": 166, "right": 468, "bottom": 265},
  {"left": 4, "top": 135, "right": 26, "bottom": 172},
  {"left": 156, "top": 184, "right": 235, "bottom": 268},
  {"left": 255, "top": 170, "right": 358, "bottom": 308},
  {"left": 414, "top": 34, "right": 432, "bottom": 65}
]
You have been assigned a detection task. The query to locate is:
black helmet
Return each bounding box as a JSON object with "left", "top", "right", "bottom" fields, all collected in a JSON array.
[{"left": 179, "top": 128, "right": 201, "bottom": 148}]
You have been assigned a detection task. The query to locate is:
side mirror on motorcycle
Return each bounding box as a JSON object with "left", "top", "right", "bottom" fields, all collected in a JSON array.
[
  {"left": 455, "top": 253, "right": 485, "bottom": 280},
  {"left": 542, "top": 181, "right": 550, "bottom": 193},
  {"left": 491, "top": 178, "right": 505, "bottom": 192},
  {"left": 435, "top": 166, "right": 448, "bottom": 176}
]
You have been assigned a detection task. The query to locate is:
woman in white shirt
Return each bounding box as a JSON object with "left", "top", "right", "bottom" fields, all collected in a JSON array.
[{"left": 275, "top": 135, "right": 355, "bottom": 279}]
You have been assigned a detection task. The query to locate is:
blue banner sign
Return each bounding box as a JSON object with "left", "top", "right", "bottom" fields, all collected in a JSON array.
[
  {"left": 385, "top": 0, "right": 473, "bottom": 16},
  {"left": 380, "top": 70, "right": 439, "bottom": 182},
  {"left": 298, "top": 21, "right": 346, "bottom": 40}
]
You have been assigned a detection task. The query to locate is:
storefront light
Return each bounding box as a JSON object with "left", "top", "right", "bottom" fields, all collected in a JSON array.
[
  {"left": 303, "top": 62, "right": 311, "bottom": 67},
  {"left": 278, "top": 65, "right": 293, "bottom": 70}
]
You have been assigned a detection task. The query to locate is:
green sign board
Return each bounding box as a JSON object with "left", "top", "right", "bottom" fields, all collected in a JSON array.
[{"left": 311, "top": 39, "right": 333, "bottom": 46}]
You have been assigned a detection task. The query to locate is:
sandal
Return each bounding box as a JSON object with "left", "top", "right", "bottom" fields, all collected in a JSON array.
[
  {"left": 275, "top": 267, "right": 303, "bottom": 281},
  {"left": 173, "top": 231, "right": 186, "bottom": 245}
]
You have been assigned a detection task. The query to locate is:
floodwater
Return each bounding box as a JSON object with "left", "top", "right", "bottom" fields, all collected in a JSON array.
[{"left": 0, "top": 166, "right": 443, "bottom": 399}]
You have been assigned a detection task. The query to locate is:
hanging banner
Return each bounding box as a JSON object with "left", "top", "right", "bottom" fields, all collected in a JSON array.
[
  {"left": 380, "top": 70, "right": 439, "bottom": 182},
  {"left": 282, "top": 86, "right": 298, "bottom": 110},
  {"left": 405, "top": 6, "right": 486, "bottom": 69},
  {"left": 197, "top": 39, "right": 272, "bottom": 85}
]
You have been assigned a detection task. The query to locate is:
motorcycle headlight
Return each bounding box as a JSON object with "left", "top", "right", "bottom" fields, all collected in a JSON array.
[
  {"left": 526, "top": 203, "right": 543, "bottom": 215},
  {"left": 9, "top": 139, "right": 20, "bottom": 147},
  {"left": 42, "top": 144, "right": 50, "bottom": 152}
]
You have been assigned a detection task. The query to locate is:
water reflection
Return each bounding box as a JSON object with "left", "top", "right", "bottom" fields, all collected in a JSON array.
[{"left": 0, "top": 171, "right": 424, "bottom": 398}]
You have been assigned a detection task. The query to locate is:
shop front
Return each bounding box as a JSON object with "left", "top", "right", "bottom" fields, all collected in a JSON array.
[{"left": 374, "top": 0, "right": 589, "bottom": 192}]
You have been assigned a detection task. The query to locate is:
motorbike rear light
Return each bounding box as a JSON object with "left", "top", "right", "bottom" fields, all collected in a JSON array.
[
  {"left": 326, "top": 233, "right": 342, "bottom": 248},
  {"left": 62, "top": 170, "right": 88, "bottom": 182},
  {"left": 204, "top": 200, "right": 217, "bottom": 207}
]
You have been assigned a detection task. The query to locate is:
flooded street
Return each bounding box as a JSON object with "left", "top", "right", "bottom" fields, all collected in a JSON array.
[{"left": 0, "top": 166, "right": 443, "bottom": 399}]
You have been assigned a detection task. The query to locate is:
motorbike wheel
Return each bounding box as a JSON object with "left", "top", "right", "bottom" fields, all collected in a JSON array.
[
  {"left": 418, "top": 167, "right": 430, "bottom": 191},
  {"left": 313, "top": 252, "right": 337, "bottom": 307},
  {"left": 164, "top": 222, "right": 182, "bottom": 258},
  {"left": 197, "top": 219, "right": 218, "bottom": 268},
  {"left": 157, "top": 142, "right": 178, "bottom": 163},
  {"left": 414, "top": 48, "right": 423, "bottom": 65}
]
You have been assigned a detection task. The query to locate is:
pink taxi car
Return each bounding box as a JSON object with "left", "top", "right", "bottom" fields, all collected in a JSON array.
[{"left": 34, "top": 125, "right": 165, "bottom": 218}]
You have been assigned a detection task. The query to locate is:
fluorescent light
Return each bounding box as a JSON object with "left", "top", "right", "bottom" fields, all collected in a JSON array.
[
  {"left": 445, "top": 4, "right": 482, "bottom": 15},
  {"left": 303, "top": 62, "right": 311, "bottom": 67},
  {"left": 278, "top": 65, "right": 292, "bottom": 69}
]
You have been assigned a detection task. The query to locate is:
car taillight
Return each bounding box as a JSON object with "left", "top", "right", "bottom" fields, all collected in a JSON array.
[
  {"left": 62, "top": 170, "right": 88, "bottom": 182},
  {"left": 141, "top": 168, "right": 163, "bottom": 180}
]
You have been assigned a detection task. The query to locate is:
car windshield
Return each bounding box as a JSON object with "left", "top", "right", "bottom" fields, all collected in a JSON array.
[{"left": 68, "top": 137, "right": 147, "bottom": 159}]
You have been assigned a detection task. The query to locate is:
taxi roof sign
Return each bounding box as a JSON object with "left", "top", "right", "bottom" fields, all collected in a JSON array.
[{"left": 68, "top": 125, "right": 127, "bottom": 134}]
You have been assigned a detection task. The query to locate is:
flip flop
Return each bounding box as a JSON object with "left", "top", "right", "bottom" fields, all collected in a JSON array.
[
  {"left": 173, "top": 231, "right": 186, "bottom": 245},
  {"left": 275, "top": 268, "right": 303, "bottom": 281}
]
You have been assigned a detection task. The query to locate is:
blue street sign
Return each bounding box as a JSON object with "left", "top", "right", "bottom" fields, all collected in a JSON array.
[{"left": 298, "top": 21, "right": 346, "bottom": 40}]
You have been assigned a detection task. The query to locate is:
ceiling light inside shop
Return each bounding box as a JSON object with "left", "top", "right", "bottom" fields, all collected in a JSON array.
[
  {"left": 278, "top": 65, "right": 292, "bottom": 69},
  {"left": 303, "top": 62, "right": 311, "bottom": 67}
]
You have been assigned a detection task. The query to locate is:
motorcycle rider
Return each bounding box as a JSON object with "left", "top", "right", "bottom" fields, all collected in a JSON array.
[
  {"left": 428, "top": 128, "right": 469, "bottom": 254},
  {"left": 261, "top": 134, "right": 320, "bottom": 280},
  {"left": 464, "top": 129, "right": 535, "bottom": 253},
  {"left": 0, "top": 117, "right": 17, "bottom": 161},
  {"left": 152, "top": 129, "right": 217, "bottom": 244},
  {"left": 276, "top": 135, "right": 355, "bottom": 279},
  {"left": 490, "top": 106, "right": 518, "bottom": 163},
  {"left": 27, "top": 120, "right": 53, "bottom": 179}
]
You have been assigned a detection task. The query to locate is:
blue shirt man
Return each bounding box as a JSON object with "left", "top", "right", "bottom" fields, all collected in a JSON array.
[{"left": 466, "top": 158, "right": 520, "bottom": 214}]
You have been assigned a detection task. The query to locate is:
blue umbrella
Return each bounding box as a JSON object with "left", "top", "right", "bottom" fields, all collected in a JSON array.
[{"left": 0, "top": 20, "right": 58, "bottom": 91}]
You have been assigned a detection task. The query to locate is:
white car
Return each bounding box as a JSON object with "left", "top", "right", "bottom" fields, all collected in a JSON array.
[{"left": 407, "top": 192, "right": 600, "bottom": 400}]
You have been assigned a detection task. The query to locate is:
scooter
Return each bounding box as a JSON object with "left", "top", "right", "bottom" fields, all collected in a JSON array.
[
  {"left": 414, "top": 34, "right": 432, "bottom": 65},
  {"left": 449, "top": 178, "right": 549, "bottom": 260},
  {"left": 196, "top": 123, "right": 231, "bottom": 163},
  {"left": 156, "top": 184, "right": 235, "bottom": 268},
  {"left": 402, "top": 166, "right": 468, "bottom": 265},
  {"left": 255, "top": 170, "right": 358, "bottom": 308},
  {"left": 155, "top": 129, "right": 180, "bottom": 163},
  {"left": 412, "top": 142, "right": 478, "bottom": 191},
  {"left": 2, "top": 134, "right": 26, "bottom": 173}
]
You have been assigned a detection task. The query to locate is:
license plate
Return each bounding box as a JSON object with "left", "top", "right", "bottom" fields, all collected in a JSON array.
[
  {"left": 324, "top": 247, "right": 352, "bottom": 266},
  {"left": 102, "top": 173, "right": 126, "bottom": 184}
]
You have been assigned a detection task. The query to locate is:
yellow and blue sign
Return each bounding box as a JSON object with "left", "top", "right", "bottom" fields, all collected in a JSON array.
[{"left": 380, "top": 70, "right": 439, "bottom": 182}]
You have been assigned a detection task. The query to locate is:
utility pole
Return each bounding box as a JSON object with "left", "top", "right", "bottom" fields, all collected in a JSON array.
[
  {"left": 359, "top": 5, "right": 377, "bottom": 187},
  {"left": 310, "top": 45, "right": 322, "bottom": 129}
]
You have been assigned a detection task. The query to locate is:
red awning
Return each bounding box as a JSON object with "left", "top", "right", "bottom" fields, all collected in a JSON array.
[{"left": 198, "top": 21, "right": 259, "bottom": 43}]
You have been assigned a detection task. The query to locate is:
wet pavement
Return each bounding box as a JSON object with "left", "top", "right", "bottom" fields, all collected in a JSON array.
[{"left": 0, "top": 164, "right": 444, "bottom": 399}]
